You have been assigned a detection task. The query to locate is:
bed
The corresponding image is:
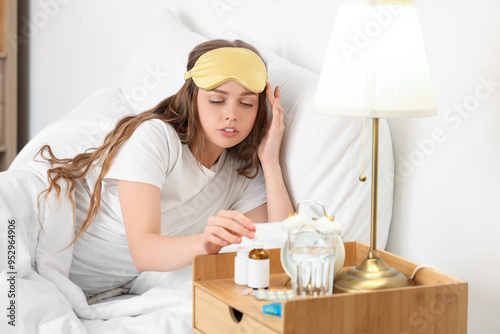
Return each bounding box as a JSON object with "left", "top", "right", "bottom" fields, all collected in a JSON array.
[{"left": 0, "top": 3, "right": 394, "bottom": 333}]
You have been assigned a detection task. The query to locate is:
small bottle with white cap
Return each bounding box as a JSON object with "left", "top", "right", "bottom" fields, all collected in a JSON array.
[
  {"left": 234, "top": 245, "right": 252, "bottom": 285},
  {"left": 247, "top": 237, "right": 270, "bottom": 289}
]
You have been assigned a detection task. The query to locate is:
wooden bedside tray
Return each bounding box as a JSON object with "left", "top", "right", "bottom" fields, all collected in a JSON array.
[{"left": 192, "top": 241, "right": 468, "bottom": 334}]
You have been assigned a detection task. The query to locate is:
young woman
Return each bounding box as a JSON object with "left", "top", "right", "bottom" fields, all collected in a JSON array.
[{"left": 38, "top": 39, "right": 293, "bottom": 296}]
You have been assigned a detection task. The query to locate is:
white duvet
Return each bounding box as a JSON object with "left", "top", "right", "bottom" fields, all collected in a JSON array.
[
  {"left": 0, "top": 168, "right": 286, "bottom": 334},
  {"left": 0, "top": 88, "right": 286, "bottom": 333}
]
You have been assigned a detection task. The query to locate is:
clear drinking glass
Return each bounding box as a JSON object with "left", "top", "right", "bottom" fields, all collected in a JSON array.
[{"left": 287, "top": 201, "right": 337, "bottom": 297}]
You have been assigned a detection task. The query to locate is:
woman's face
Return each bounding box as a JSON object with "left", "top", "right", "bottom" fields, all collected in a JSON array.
[{"left": 196, "top": 80, "right": 259, "bottom": 157}]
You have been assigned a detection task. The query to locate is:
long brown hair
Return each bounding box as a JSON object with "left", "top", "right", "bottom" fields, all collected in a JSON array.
[{"left": 37, "top": 39, "right": 269, "bottom": 245}]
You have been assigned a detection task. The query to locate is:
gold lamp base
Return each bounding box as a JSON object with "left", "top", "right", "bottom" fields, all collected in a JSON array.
[
  {"left": 334, "top": 251, "right": 413, "bottom": 292},
  {"left": 334, "top": 118, "right": 414, "bottom": 293},
  {"left": 333, "top": 118, "right": 413, "bottom": 292}
]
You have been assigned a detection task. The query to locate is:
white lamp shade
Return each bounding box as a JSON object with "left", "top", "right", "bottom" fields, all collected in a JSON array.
[{"left": 313, "top": 0, "right": 437, "bottom": 118}]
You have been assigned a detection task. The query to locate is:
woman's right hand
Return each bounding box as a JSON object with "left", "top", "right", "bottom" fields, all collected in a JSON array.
[{"left": 201, "top": 210, "right": 256, "bottom": 254}]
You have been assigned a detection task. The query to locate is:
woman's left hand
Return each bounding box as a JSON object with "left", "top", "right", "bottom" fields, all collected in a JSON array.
[{"left": 258, "top": 82, "right": 285, "bottom": 167}]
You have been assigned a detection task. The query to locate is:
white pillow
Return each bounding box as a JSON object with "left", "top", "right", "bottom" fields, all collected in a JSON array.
[
  {"left": 118, "top": 4, "right": 394, "bottom": 248},
  {"left": 10, "top": 88, "right": 135, "bottom": 175}
]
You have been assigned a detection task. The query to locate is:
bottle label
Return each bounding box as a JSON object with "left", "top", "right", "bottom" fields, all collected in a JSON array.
[
  {"left": 247, "top": 258, "right": 270, "bottom": 289},
  {"left": 234, "top": 256, "right": 249, "bottom": 285}
]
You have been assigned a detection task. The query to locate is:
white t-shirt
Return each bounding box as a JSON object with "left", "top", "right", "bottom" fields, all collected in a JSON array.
[{"left": 69, "top": 119, "right": 267, "bottom": 295}]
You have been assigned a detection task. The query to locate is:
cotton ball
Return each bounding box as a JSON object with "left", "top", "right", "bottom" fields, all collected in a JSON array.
[
  {"left": 315, "top": 217, "right": 343, "bottom": 235},
  {"left": 281, "top": 214, "right": 307, "bottom": 231}
]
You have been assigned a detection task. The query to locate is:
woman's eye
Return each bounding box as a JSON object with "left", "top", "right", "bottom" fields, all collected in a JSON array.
[
  {"left": 241, "top": 102, "right": 254, "bottom": 107},
  {"left": 210, "top": 100, "right": 223, "bottom": 104}
]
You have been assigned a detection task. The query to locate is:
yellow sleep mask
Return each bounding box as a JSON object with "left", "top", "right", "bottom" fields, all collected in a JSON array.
[{"left": 184, "top": 47, "right": 267, "bottom": 93}]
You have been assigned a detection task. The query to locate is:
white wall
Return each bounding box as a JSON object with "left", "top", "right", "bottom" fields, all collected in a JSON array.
[
  {"left": 19, "top": 0, "right": 150, "bottom": 142},
  {"left": 387, "top": 1, "right": 500, "bottom": 333},
  {"left": 20, "top": 0, "right": 500, "bottom": 333}
]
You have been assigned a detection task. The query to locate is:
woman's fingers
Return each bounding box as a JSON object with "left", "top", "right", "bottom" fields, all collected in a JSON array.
[
  {"left": 266, "top": 82, "right": 275, "bottom": 106},
  {"left": 204, "top": 211, "right": 256, "bottom": 249},
  {"left": 269, "top": 98, "right": 284, "bottom": 136},
  {"left": 216, "top": 210, "right": 256, "bottom": 233},
  {"left": 205, "top": 224, "right": 239, "bottom": 246},
  {"left": 258, "top": 83, "right": 285, "bottom": 166},
  {"left": 266, "top": 82, "right": 282, "bottom": 105},
  {"left": 266, "top": 83, "right": 285, "bottom": 134},
  {"left": 274, "top": 85, "right": 281, "bottom": 101},
  {"left": 205, "top": 232, "right": 231, "bottom": 247},
  {"left": 272, "top": 99, "right": 284, "bottom": 125}
]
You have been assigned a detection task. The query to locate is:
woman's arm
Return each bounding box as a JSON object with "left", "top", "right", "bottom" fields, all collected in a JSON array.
[
  {"left": 247, "top": 83, "right": 294, "bottom": 223},
  {"left": 118, "top": 180, "right": 255, "bottom": 272}
]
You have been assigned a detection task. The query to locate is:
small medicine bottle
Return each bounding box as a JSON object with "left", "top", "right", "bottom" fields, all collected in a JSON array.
[
  {"left": 247, "top": 237, "right": 270, "bottom": 289},
  {"left": 234, "top": 246, "right": 252, "bottom": 285}
]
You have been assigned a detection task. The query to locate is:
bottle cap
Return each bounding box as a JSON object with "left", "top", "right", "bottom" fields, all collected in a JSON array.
[{"left": 253, "top": 236, "right": 265, "bottom": 249}]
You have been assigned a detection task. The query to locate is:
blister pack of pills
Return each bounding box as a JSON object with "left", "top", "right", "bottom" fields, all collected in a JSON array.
[{"left": 241, "top": 288, "right": 294, "bottom": 300}]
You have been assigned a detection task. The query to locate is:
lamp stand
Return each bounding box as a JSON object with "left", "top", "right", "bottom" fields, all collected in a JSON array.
[{"left": 334, "top": 118, "right": 413, "bottom": 292}]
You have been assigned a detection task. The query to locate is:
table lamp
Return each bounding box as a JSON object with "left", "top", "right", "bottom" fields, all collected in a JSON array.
[{"left": 313, "top": 0, "right": 437, "bottom": 292}]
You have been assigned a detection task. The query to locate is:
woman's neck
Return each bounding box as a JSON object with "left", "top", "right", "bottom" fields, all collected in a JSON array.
[{"left": 189, "top": 144, "right": 223, "bottom": 169}]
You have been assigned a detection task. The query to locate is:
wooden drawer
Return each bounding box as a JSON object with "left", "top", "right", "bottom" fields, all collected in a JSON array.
[{"left": 194, "top": 288, "right": 278, "bottom": 334}]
